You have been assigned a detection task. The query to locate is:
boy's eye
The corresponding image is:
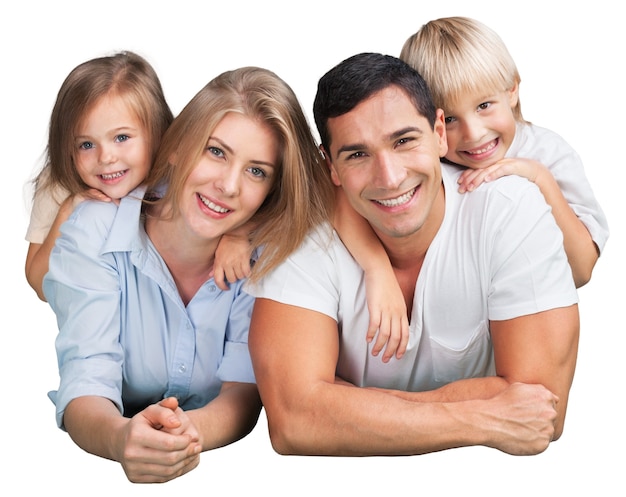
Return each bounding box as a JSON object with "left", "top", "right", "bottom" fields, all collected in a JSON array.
[
  {"left": 79, "top": 141, "right": 94, "bottom": 150},
  {"left": 115, "top": 134, "right": 130, "bottom": 143},
  {"left": 208, "top": 146, "right": 224, "bottom": 158},
  {"left": 477, "top": 102, "right": 490, "bottom": 111},
  {"left": 444, "top": 116, "right": 456, "bottom": 125}
]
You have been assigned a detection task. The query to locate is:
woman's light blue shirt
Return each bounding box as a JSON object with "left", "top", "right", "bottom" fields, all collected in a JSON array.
[{"left": 44, "top": 187, "right": 256, "bottom": 429}]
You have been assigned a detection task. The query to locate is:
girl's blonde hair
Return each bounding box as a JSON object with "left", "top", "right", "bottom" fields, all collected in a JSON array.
[
  {"left": 145, "top": 66, "right": 333, "bottom": 280},
  {"left": 400, "top": 16, "right": 526, "bottom": 122},
  {"left": 35, "top": 51, "right": 173, "bottom": 199}
]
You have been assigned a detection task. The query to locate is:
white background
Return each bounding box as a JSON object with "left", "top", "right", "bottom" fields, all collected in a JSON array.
[{"left": 3, "top": 1, "right": 623, "bottom": 495}]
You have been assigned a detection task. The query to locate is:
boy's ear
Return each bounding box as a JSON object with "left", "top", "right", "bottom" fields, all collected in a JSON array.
[
  {"left": 509, "top": 82, "right": 520, "bottom": 107},
  {"left": 320, "top": 145, "right": 341, "bottom": 186}
]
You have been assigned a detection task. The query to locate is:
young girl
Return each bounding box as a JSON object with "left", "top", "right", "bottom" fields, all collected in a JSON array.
[
  {"left": 25, "top": 50, "right": 173, "bottom": 301},
  {"left": 333, "top": 16, "right": 609, "bottom": 362}
]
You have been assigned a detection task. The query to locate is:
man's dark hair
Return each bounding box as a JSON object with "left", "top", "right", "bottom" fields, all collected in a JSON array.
[{"left": 313, "top": 52, "right": 437, "bottom": 153}]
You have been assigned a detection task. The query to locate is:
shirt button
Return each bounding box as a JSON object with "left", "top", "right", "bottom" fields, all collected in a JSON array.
[
  {"left": 178, "top": 364, "right": 186, "bottom": 373},
  {"left": 209, "top": 285, "right": 217, "bottom": 292}
]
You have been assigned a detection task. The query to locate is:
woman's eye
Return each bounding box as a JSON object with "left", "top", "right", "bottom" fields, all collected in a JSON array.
[
  {"left": 248, "top": 166, "right": 267, "bottom": 179},
  {"left": 208, "top": 146, "right": 224, "bottom": 158}
]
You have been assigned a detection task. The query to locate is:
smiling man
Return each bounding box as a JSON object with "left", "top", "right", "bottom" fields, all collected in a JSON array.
[{"left": 247, "top": 53, "right": 580, "bottom": 457}]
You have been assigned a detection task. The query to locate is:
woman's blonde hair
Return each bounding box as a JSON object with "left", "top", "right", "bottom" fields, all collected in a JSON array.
[
  {"left": 400, "top": 16, "right": 526, "bottom": 122},
  {"left": 34, "top": 50, "right": 173, "bottom": 198},
  {"left": 145, "top": 66, "right": 333, "bottom": 280}
]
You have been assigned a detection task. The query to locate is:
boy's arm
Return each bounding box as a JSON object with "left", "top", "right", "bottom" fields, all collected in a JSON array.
[
  {"left": 532, "top": 166, "right": 598, "bottom": 287},
  {"left": 333, "top": 186, "right": 409, "bottom": 361},
  {"left": 457, "top": 159, "right": 598, "bottom": 287}
]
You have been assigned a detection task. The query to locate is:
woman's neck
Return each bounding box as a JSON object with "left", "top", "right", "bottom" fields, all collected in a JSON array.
[{"left": 145, "top": 208, "right": 219, "bottom": 306}]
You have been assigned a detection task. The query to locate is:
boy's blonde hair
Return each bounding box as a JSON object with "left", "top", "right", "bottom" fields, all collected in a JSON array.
[
  {"left": 400, "top": 16, "right": 525, "bottom": 122},
  {"left": 145, "top": 66, "right": 333, "bottom": 280},
  {"left": 35, "top": 51, "right": 173, "bottom": 199}
]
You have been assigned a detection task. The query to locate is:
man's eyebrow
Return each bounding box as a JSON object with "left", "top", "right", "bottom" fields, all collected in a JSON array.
[
  {"left": 335, "top": 126, "right": 425, "bottom": 158},
  {"left": 336, "top": 143, "right": 367, "bottom": 157},
  {"left": 389, "top": 126, "right": 424, "bottom": 140}
]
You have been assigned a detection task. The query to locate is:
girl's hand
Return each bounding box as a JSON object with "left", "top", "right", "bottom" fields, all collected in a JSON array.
[{"left": 213, "top": 232, "right": 253, "bottom": 290}]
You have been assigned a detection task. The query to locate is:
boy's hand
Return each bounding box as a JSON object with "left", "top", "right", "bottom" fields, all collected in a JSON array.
[
  {"left": 365, "top": 268, "right": 409, "bottom": 362},
  {"left": 457, "top": 158, "right": 543, "bottom": 193}
]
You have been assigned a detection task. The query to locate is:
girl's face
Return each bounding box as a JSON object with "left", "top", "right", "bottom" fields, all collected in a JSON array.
[
  {"left": 441, "top": 86, "right": 518, "bottom": 169},
  {"left": 178, "top": 112, "right": 278, "bottom": 242},
  {"left": 74, "top": 94, "right": 151, "bottom": 199}
]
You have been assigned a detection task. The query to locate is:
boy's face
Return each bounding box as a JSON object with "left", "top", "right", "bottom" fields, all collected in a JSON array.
[
  {"left": 324, "top": 85, "right": 447, "bottom": 242},
  {"left": 442, "top": 87, "right": 518, "bottom": 169}
]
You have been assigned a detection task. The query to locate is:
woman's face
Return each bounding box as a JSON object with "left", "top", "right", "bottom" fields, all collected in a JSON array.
[{"left": 178, "top": 112, "right": 279, "bottom": 242}]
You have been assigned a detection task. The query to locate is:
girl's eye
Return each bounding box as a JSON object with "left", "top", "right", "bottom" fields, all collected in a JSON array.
[
  {"left": 248, "top": 166, "right": 267, "bottom": 179},
  {"left": 208, "top": 146, "right": 224, "bottom": 158},
  {"left": 79, "top": 141, "right": 94, "bottom": 150},
  {"left": 115, "top": 134, "right": 130, "bottom": 143}
]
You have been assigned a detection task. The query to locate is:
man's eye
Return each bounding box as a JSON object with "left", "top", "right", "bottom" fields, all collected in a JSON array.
[{"left": 348, "top": 151, "right": 366, "bottom": 160}]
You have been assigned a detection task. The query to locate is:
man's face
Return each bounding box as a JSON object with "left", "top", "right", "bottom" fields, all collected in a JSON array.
[{"left": 325, "top": 85, "right": 447, "bottom": 241}]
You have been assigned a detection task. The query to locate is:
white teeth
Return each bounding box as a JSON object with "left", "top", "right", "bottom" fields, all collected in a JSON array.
[
  {"left": 375, "top": 188, "right": 416, "bottom": 207},
  {"left": 198, "top": 194, "right": 230, "bottom": 213},
  {"left": 100, "top": 171, "right": 125, "bottom": 180},
  {"left": 466, "top": 141, "right": 496, "bottom": 155}
]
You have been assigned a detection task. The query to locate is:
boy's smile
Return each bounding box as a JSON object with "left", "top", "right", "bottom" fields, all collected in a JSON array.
[{"left": 442, "top": 87, "right": 518, "bottom": 169}]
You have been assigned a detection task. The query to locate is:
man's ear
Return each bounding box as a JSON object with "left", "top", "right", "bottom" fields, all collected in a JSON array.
[
  {"left": 434, "top": 108, "right": 449, "bottom": 158},
  {"left": 320, "top": 145, "right": 341, "bottom": 186}
]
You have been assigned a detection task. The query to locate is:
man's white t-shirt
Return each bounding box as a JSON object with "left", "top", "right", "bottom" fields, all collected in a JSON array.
[{"left": 247, "top": 163, "right": 579, "bottom": 392}]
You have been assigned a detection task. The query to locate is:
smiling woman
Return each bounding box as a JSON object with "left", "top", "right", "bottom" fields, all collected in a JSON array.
[{"left": 42, "top": 66, "right": 333, "bottom": 484}]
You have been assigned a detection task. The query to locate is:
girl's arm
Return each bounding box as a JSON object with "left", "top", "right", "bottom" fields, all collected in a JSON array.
[
  {"left": 213, "top": 220, "right": 257, "bottom": 290},
  {"left": 458, "top": 159, "right": 598, "bottom": 287},
  {"left": 25, "top": 190, "right": 111, "bottom": 301},
  {"left": 25, "top": 195, "right": 82, "bottom": 301},
  {"left": 333, "top": 186, "right": 409, "bottom": 362}
]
